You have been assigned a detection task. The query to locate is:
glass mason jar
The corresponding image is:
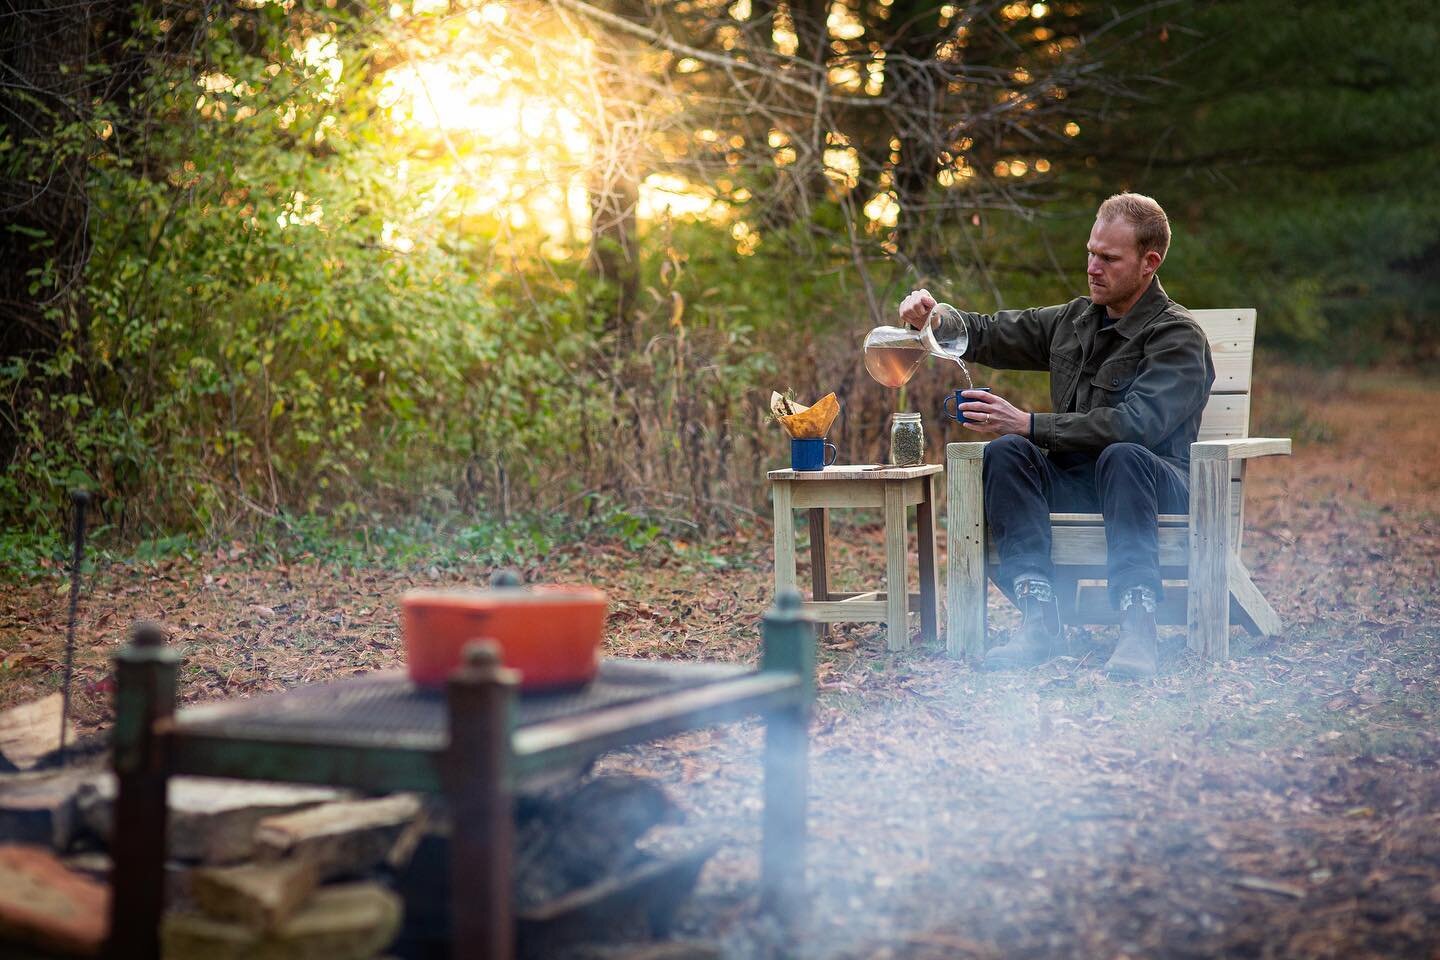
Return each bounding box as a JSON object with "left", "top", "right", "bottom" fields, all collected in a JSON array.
[{"left": 889, "top": 412, "right": 924, "bottom": 466}]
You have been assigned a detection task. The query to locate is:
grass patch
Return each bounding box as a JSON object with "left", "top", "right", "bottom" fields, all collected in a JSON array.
[{"left": 0, "top": 496, "right": 696, "bottom": 584}]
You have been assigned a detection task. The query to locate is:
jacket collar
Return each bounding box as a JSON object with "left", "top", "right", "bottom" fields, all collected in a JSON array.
[
  {"left": 1112, "top": 277, "right": 1170, "bottom": 339},
  {"left": 1079, "top": 276, "right": 1170, "bottom": 339}
]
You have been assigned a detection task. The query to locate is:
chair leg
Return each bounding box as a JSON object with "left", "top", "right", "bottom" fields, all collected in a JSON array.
[
  {"left": 915, "top": 475, "right": 940, "bottom": 644},
  {"left": 1188, "top": 458, "right": 1232, "bottom": 659},
  {"left": 946, "top": 446, "right": 987, "bottom": 660},
  {"left": 1228, "top": 555, "right": 1282, "bottom": 637}
]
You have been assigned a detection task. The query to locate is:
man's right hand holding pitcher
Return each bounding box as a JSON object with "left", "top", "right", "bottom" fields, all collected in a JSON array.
[{"left": 898, "top": 289, "right": 938, "bottom": 329}]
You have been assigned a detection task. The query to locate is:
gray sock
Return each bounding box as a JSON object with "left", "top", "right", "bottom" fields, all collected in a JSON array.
[
  {"left": 1120, "top": 585, "right": 1158, "bottom": 614},
  {"left": 1013, "top": 574, "right": 1054, "bottom": 604}
]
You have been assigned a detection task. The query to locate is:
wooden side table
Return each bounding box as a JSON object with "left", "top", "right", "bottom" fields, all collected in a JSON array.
[{"left": 768, "top": 464, "right": 942, "bottom": 651}]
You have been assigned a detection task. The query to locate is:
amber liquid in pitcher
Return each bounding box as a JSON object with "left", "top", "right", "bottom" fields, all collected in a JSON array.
[{"left": 863, "top": 344, "right": 928, "bottom": 388}]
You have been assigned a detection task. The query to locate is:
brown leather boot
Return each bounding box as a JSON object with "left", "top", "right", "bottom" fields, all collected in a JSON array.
[
  {"left": 983, "top": 578, "right": 1063, "bottom": 670},
  {"left": 1105, "top": 586, "right": 1158, "bottom": 679}
]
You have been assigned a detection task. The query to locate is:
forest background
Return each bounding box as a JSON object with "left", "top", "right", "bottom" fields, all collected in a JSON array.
[{"left": 2, "top": 0, "right": 1437, "bottom": 569}]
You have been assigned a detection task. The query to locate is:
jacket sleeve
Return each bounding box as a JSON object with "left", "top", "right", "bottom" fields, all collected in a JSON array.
[
  {"left": 1030, "top": 318, "right": 1214, "bottom": 454},
  {"left": 933, "top": 301, "right": 1076, "bottom": 372}
]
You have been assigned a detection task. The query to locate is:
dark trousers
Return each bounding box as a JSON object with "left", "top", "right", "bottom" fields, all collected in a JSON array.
[{"left": 982, "top": 434, "right": 1190, "bottom": 609}]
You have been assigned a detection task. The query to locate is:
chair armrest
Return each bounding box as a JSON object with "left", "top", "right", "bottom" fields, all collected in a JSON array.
[
  {"left": 1190, "top": 438, "right": 1292, "bottom": 461},
  {"left": 945, "top": 441, "right": 989, "bottom": 463}
]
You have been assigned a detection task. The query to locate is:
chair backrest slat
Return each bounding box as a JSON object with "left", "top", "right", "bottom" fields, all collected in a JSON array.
[
  {"left": 1190, "top": 310, "right": 1254, "bottom": 454},
  {"left": 1191, "top": 308, "right": 1255, "bottom": 395},
  {"left": 1197, "top": 394, "right": 1250, "bottom": 442}
]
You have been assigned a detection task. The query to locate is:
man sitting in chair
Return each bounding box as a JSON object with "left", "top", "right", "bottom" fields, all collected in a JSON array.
[{"left": 899, "top": 193, "right": 1214, "bottom": 678}]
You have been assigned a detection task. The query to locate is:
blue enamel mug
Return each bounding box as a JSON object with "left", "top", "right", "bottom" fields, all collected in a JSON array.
[
  {"left": 791, "top": 437, "right": 838, "bottom": 471},
  {"left": 941, "top": 387, "right": 993, "bottom": 423}
]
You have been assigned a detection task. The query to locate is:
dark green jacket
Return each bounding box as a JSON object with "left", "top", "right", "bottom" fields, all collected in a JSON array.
[{"left": 935, "top": 278, "right": 1215, "bottom": 468}]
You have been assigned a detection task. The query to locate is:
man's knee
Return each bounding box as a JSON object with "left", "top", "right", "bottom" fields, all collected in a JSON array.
[
  {"left": 1096, "top": 442, "right": 1152, "bottom": 478},
  {"left": 982, "top": 433, "right": 1043, "bottom": 477}
]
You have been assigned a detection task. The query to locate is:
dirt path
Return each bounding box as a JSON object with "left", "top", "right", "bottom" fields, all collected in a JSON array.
[{"left": 2, "top": 361, "right": 1437, "bottom": 957}]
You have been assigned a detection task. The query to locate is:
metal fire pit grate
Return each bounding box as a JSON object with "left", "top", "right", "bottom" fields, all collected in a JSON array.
[{"left": 175, "top": 658, "right": 750, "bottom": 746}]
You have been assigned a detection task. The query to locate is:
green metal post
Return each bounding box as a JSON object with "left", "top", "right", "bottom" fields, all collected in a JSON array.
[
  {"left": 107, "top": 622, "right": 179, "bottom": 960},
  {"left": 759, "top": 588, "right": 814, "bottom": 926}
]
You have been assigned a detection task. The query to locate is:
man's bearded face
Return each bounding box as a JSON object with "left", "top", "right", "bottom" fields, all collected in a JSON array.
[{"left": 1086, "top": 218, "right": 1152, "bottom": 312}]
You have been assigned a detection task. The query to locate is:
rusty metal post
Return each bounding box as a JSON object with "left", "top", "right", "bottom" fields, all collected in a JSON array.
[
  {"left": 106, "top": 622, "right": 178, "bottom": 960},
  {"left": 444, "top": 641, "right": 519, "bottom": 960},
  {"left": 760, "top": 589, "right": 814, "bottom": 927}
]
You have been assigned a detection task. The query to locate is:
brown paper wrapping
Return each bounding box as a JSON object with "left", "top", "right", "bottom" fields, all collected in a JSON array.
[{"left": 770, "top": 391, "right": 839, "bottom": 439}]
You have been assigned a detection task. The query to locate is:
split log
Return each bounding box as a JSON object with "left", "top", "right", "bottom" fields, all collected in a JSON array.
[
  {"left": 0, "top": 844, "right": 109, "bottom": 957},
  {"left": 189, "top": 859, "right": 320, "bottom": 931},
  {"left": 0, "top": 695, "right": 75, "bottom": 772},
  {"left": 78, "top": 775, "right": 347, "bottom": 863},
  {"left": 253, "top": 794, "right": 422, "bottom": 881},
  {"left": 163, "top": 882, "right": 402, "bottom": 960},
  {"left": 0, "top": 771, "right": 90, "bottom": 849}
]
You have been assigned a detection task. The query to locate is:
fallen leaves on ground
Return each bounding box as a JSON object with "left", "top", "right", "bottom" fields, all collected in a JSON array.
[{"left": 2, "top": 362, "right": 1438, "bottom": 958}]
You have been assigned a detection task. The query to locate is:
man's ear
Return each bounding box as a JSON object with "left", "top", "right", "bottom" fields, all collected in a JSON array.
[{"left": 1142, "top": 250, "right": 1163, "bottom": 278}]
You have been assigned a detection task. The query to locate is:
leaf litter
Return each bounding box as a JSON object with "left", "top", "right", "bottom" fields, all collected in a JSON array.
[{"left": 2, "top": 362, "right": 1439, "bottom": 957}]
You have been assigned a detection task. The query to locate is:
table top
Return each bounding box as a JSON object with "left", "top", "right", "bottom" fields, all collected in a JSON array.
[
  {"left": 174, "top": 658, "right": 751, "bottom": 746},
  {"left": 767, "top": 463, "right": 943, "bottom": 481}
]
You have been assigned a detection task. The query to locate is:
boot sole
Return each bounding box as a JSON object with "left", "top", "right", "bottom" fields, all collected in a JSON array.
[
  {"left": 981, "top": 653, "right": 1060, "bottom": 671},
  {"left": 1103, "top": 662, "right": 1156, "bottom": 680}
]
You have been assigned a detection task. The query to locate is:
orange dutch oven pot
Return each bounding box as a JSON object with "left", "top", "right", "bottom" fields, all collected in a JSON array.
[{"left": 401, "top": 586, "right": 608, "bottom": 691}]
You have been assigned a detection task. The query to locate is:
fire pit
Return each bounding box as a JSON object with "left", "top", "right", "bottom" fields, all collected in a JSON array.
[{"left": 106, "top": 594, "right": 815, "bottom": 960}]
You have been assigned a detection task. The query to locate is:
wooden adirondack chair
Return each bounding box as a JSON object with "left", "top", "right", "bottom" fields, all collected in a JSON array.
[{"left": 944, "top": 308, "right": 1289, "bottom": 661}]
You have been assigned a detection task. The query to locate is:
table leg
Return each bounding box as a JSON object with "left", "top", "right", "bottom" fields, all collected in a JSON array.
[
  {"left": 916, "top": 474, "right": 939, "bottom": 644},
  {"left": 807, "top": 507, "right": 830, "bottom": 641},
  {"left": 883, "top": 484, "right": 909, "bottom": 651},
  {"left": 772, "top": 481, "right": 796, "bottom": 598},
  {"left": 107, "top": 624, "right": 179, "bottom": 960},
  {"left": 445, "top": 644, "right": 519, "bottom": 960}
]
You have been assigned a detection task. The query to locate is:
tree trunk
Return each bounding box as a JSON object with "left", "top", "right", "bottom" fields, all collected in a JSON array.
[
  {"left": 0, "top": 1, "right": 92, "bottom": 355},
  {"left": 0, "top": 1, "right": 96, "bottom": 468},
  {"left": 586, "top": 168, "right": 640, "bottom": 348}
]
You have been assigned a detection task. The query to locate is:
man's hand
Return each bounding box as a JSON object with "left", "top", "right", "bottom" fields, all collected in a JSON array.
[
  {"left": 898, "top": 289, "right": 938, "bottom": 329},
  {"left": 960, "top": 390, "right": 1030, "bottom": 437}
]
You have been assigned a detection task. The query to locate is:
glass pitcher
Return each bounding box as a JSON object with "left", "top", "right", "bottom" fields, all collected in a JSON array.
[{"left": 862, "top": 303, "right": 969, "bottom": 388}]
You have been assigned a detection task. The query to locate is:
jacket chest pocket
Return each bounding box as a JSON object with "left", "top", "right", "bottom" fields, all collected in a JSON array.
[{"left": 1091, "top": 356, "right": 1140, "bottom": 400}]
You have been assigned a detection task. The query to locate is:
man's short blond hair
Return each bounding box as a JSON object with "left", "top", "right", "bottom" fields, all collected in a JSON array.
[{"left": 1097, "top": 192, "right": 1170, "bottom": 262}]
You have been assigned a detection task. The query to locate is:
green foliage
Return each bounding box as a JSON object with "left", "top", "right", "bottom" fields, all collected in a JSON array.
[
  {"left": 2, "top": 0, "right": 605, "bottom": 539},
  {"left": 0, "top": 528, "right": 67, "bottom": 580},
  {"left": 984, "top": 0, "right": 1440, "bottom": 358},
  {"left": 6, "top": 0, "right": 1430, "bottom": 551},
  {"left": 2, "top": 0, "right": 823, "bottom": 545}
]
